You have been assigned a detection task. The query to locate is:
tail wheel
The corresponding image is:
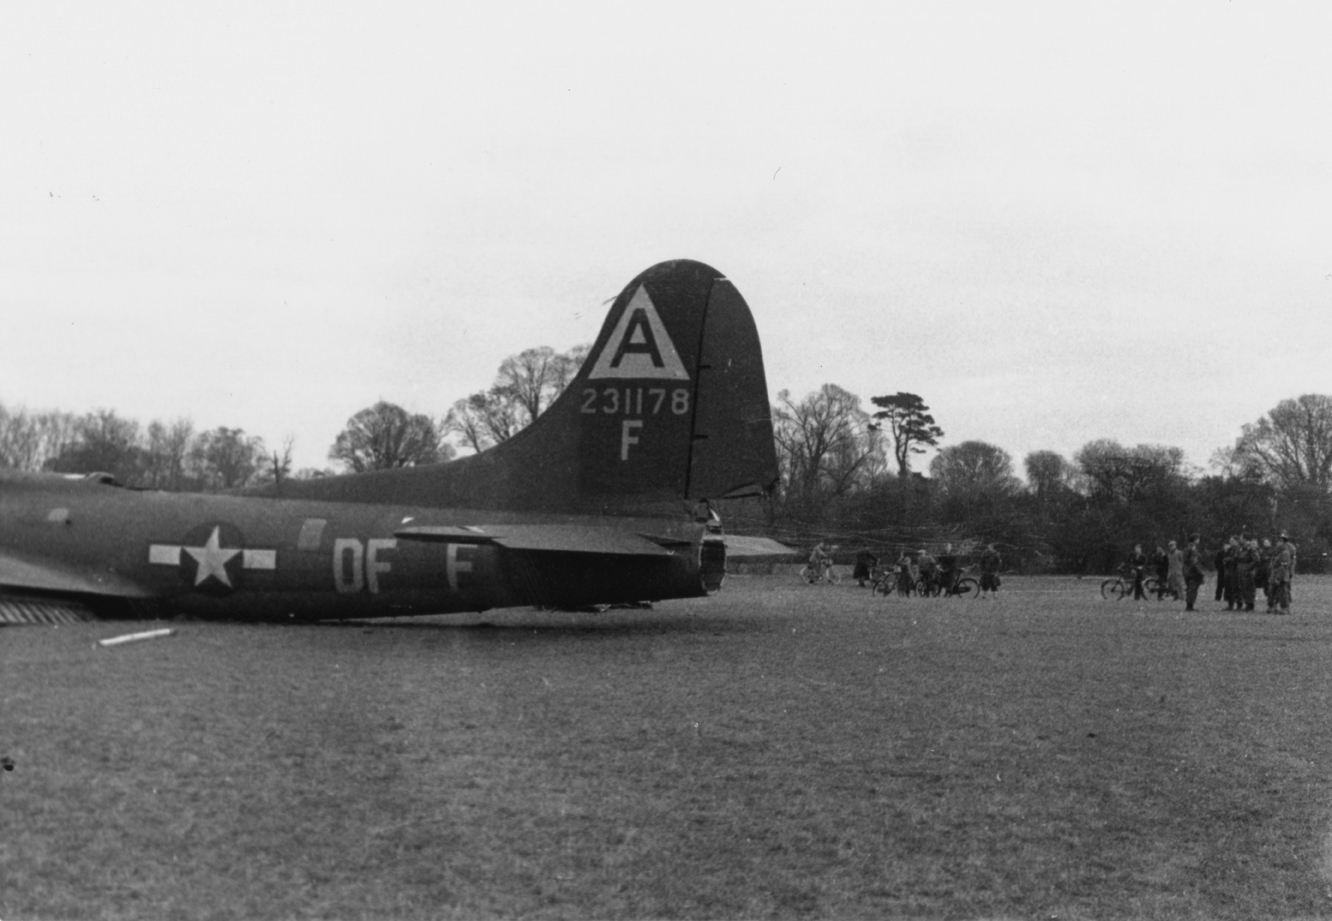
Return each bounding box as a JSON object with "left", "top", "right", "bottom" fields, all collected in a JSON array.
[
  {"left": 825, "top": 568, "right": 841, "bottom": 585},
  {"left": 954, "top": 577, "right": 979, "bottom": 598}
]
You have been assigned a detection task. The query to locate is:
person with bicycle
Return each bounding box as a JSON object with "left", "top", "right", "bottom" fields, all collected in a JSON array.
[
  {"left": 937, "top": 543, "right": 959, "bottom": 597},
  {"left": 1152, "top": 545, "right": 1170, "bottom": 599},
  {"left": 895, "top": 550, "right": 916, "bottom": 596},
  {"left": 1129, "top": 543, "right": 1148, "bottom": 600},
  {"left": 807, "top": 542, "right": 833, "bottom": 583},
  {"left": 916, "top": 548, "right": 938, "bottom": 595},
  {"left": 853, "top": 546, "right": 878, "bottom": 587}
]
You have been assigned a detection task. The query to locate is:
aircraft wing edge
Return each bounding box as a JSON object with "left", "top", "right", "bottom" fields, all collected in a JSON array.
[
  {"left": 394, "top": 524, "right": 677, "bottom": 556},
  {"left": 0, "top": 549, "right": 155, "bottom": 599}
]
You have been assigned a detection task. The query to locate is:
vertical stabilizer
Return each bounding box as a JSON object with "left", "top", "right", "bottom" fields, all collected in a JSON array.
[{"left": 254, "top": 260, "right": 779, "bottom": 515}]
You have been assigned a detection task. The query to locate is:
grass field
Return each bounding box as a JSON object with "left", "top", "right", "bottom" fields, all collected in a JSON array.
[{"left": 4, "top": 574, "right": 1332, "bottom": 919}]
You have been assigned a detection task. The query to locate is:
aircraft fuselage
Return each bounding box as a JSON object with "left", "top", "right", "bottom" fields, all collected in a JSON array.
[{"left": 0, "top": 471, "right": 712, "bottom": 620}]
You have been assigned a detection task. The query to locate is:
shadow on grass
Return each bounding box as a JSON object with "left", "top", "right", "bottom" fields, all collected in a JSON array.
[{"left": 294, "top": 612, "right": 774, "bottom": 638}]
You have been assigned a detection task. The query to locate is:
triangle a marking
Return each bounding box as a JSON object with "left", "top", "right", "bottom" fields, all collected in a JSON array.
[{"left": 587, "top": 286, "right": 690, "bottom": 381}]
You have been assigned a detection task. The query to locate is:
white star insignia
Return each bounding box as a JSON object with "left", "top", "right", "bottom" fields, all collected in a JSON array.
[{"left": 183, "top": 526, "right": 242, "bottom": 587}]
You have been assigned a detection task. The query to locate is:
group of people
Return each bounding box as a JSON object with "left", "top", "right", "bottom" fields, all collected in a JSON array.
[
  {"left": 850, "top": 542, "right": 1003, "bottom": 599},
  {"left": 1212, "top": 532, "right": 1298, "bottom": 613},
  {"left": 1127, "top": 532, "right": 1297, "bottom": 614}
]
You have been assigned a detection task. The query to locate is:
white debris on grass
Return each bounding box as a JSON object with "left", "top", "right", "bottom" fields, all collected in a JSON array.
[{"left": 97, "top": 628, "right": 174, "bottom": 647}]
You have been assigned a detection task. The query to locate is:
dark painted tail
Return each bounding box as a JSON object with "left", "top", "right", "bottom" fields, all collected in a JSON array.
[{"left": 260, "top": 260, "right": 778, "bottom": 515}]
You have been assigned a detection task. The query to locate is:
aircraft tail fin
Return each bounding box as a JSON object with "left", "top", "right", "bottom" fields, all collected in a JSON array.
[{"left": 261, "top": 260, "right": 779, "bottom": 514}]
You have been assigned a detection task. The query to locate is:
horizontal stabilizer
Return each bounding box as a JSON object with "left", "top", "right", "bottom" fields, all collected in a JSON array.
[
  {"left": 0, "top": 550, "right": 153, "bottom": 599},
  {"left": 395, "top": 524, "right": 677, "bottom": 556},
  {"left": 724, "top": 535, "right": 797, "bottom": 559}
]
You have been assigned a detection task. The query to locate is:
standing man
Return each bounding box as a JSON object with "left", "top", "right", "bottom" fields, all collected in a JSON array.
[
  {"left": 1129, "top": 543, "right": 1149, "bottom": 600},
  {"left": 917, "top": 548, "right": 938, "bottom": 595},
  {"left": 895, "top": 549, "right": 916, "bottom": 596},
  {"left": 1223, "top": 537, "right": 1241, "bottom": 610},
  {"left": 1153, "top": 545, "right": 1170, "bottom": 599},
  {"left": 979, "top": 543, "right": 1002, "bottom": 598},
  {"left": 1183, "top": 533, "right": 1206, "bottom": 612},
  {"left": 1213, "top": 539, "right": 1229, "bottom": 603},
  {"left": 1236, "top": 538, "right": 1260, "bottom": 612},
  {"left": 1256, "top": 538, "right": 1272, "bottom": 609},
  {"left": 853, "top": 546, "right": 878, "bottom": 588},
  {"left": 1167, "top": 540, "right": 1186, "bottom": 603},
  {"left": 937, "top": 543, "right": 959, "bottom": 596},
  {"left": 1270, "top": 532, "right": 1296, "bottom": 615}
]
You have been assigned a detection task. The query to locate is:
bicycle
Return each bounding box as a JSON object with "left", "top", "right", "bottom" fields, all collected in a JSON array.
[
  {"left": 1101, "top": 566, "right": 1172, "bottom": 600},
  {"left": 800, "top": 558, "right": 841, "bottom": 585},
  {"left": 867, "top": 563, "right": 889, "bottom": 594},
  {"left": 917, "top": 566, "right": 980, "bottom": 598},
  {"left": 870, "top": 563, "right": 909, "bottom": 596}
]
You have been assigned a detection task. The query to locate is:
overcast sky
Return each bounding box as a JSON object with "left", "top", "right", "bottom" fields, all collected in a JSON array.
[{"left": 3, "top": 3, "right": 1329, "bottom": 475}]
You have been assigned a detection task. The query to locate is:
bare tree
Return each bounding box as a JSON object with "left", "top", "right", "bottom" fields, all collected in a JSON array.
[
  {"left": 193, "top": 427, "right": 267, "bottom": 490},
  {"left": 442, "top": 343, "right": 591, "bottom": 454},
  {"left": 442, "top": 390, "right": 520, "bottom": 453},
  {"left": 46, "top": 410, "right": 144, "bottom": 483},
  {"left": 255, "top": 435, "right": 297, "bottom": 487},
  {"left": 0, "top": 404, "right": 72, "bottom": 470},
  {"left": 772, "top": 385, "right": 881, "bottom": 501},
  {"left": 329, "top": 402, "right": 442, "bottom": 473},
  {"left": 1228, "top": 394, "right": 1332, "bottom": 492},
  {"left": 1024, "top": 450, "right": 1080, "bottom": 500},
  {"left": 143, "top": 417, "right": 195, "bottom": 490},
  {"left": 931, "top": 441, "right": 1021, "bottom": 498},
  {"left": 494, "top": 347, "right": 561, "bottom": 427},
  {"left": 550, "top": 343, "right": 591, "bottom": 393},
  {"left": 1074, "top": 439, "right": 1186, "bottom": 503}
]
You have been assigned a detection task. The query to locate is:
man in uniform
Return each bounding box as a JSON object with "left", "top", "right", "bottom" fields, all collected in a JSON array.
[
  {"left": 1236, "top": 538, "right": 1260, "bottom": 611},
  {"left": 852, "top": 546, "right": 878, "bottom": 588},
  {"left": 1183, "top": 533, "right": 1206, "bottom": 611},
  {"left": 917, "top": 548, "right": 938, "bottom": 595},
  {"left": 1270, "top": 532, "right": 1296, "bottom": 615},
  {"left": 1213, "top": 539, "right": 1229, "bottom": 604},
  {"left": 979, "top": 543, "right": 1002, "bottom": 598},
  {"left": 895, "top": 550, "right": 917, "bottom": 596},
  {"left": 936, "top": 543, "right": 959, "bottom": 596},
  {"left": 1153, "top": 545, "right": 1170, "bottom": 599},
  {"left": 1256, "top": 538, "right": 1272, "bottom": 609},
  {"left": 1167, "top": 540, "right": 1186, "bottom": 602},
  {"left": 1129, "top": 543, "right": 1149, "bottom": 600},
  {"left": 1223, "top": 536, "right": 1241, "bottom": 610}
]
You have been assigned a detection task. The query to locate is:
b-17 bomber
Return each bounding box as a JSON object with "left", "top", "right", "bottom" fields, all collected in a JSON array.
[{"left": 0, "top": 260, "right": 779, "bottom": 623}]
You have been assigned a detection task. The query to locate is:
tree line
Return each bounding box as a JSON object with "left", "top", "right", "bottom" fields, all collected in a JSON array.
[
  {"left": 0, "top": 344, "right": 589, "bottom": 490},
  {"left": 746, "top": 387, "right": 1332, "bottom": 575},
  {"left": 4, "top": 348, "right": 1330, "bottom": 575}
]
